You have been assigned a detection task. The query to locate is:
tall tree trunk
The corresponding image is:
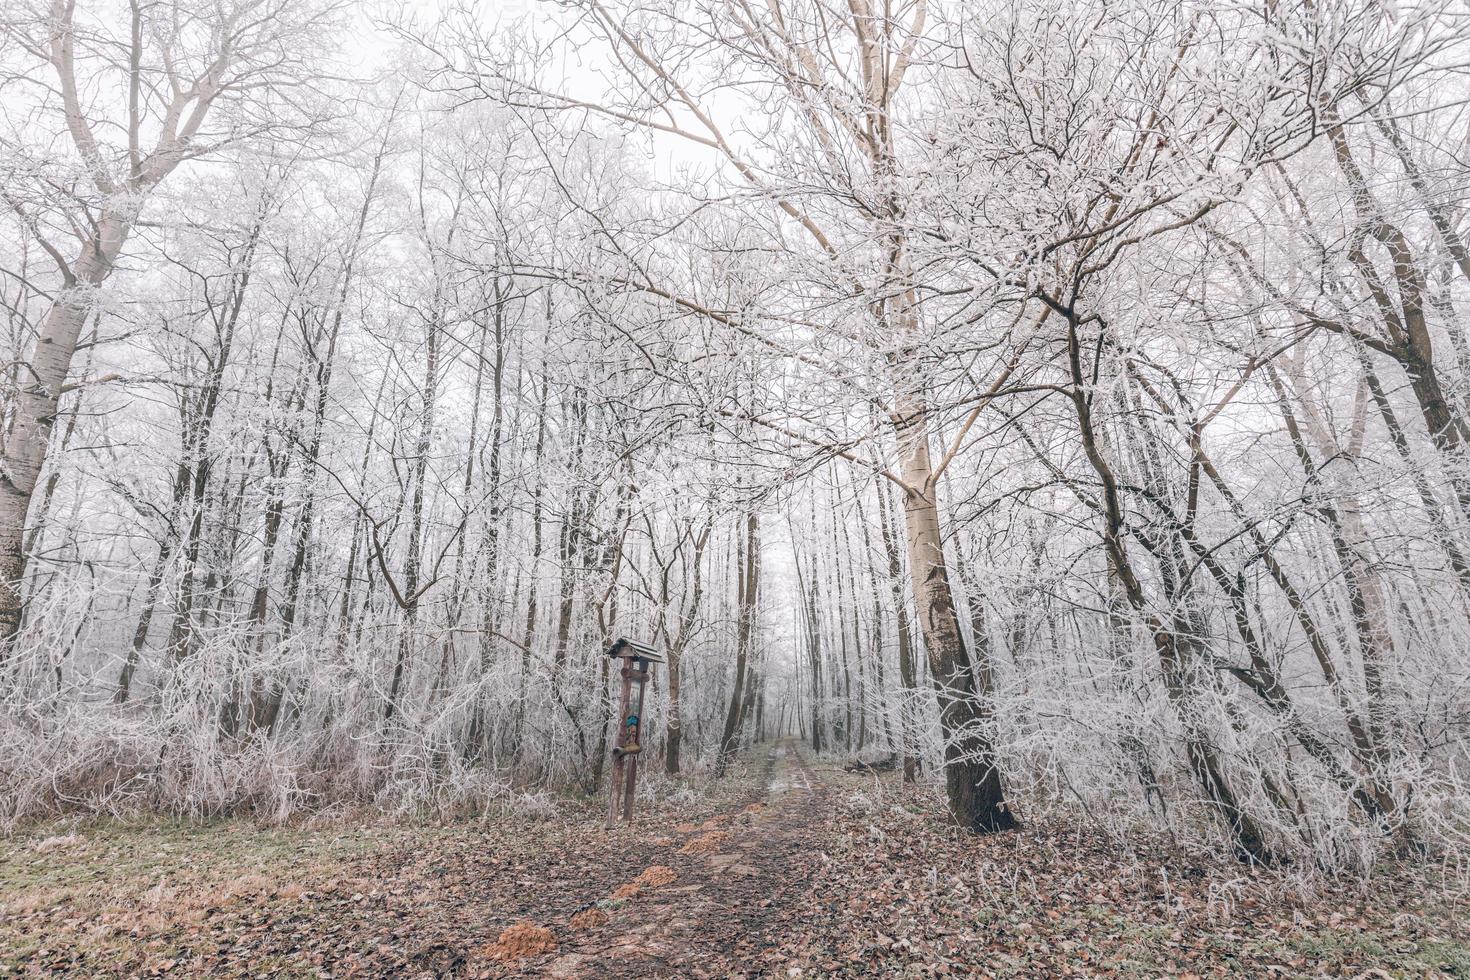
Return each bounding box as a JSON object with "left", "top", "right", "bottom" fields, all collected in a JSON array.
[
  {"left": 793, "top": 538, "right": 824, "bottom": 754},
  {"left": 1051, "top": 300, "right": 1269, "bottom": 861},
  {"left": 163, "top": 216, "right": 264, "bottom": 673},
  {"left": 893, "top": 384, "right": 1014, "bottom": 833},
  {"left": 856, "top": 492, "right": 894, "bottom": 755},
  {"left": 833, "top": 488, "right": 864, "bottom": 749},
  {"left": 468, "top": 288, "right": 509, "bottom": 759},
  {"left": 0, "top": 213, "right": 132, "bottom": 650},
  {"left": 385, "top": 303, "right": 443, "bottom": 721},
  {"left": 716, "top": 510, "right": 759, "bottom": 775},
  {"left": 514, "top": 369, "right": 551, "bottom": 754},
  {"left": 664, "top": 646, "right": 683, "bottom": 775},
  {"left": 875, "top": 472, "right": 920, "bottom": 783},
  {"left": 116, "top": 467, "right": 189, "bottom": 704},
  {"left": 663, "top": 512, "right": 714, "bottom": 775}
]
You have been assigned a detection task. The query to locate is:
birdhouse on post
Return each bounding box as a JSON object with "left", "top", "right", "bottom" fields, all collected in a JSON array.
[{"left": 605, "top": 637, "right": 663, "bottom": 826}]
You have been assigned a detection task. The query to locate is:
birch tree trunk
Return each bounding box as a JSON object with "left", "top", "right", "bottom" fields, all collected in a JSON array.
[
  {"left": 0, "top": 215, "right": 130, "bottom": 646},
  {"left": 1, "top": 0, "right": 313, "bottom": 651},
  {"left": 894, "top": 387, "right": 1014, "bottom": 832}
]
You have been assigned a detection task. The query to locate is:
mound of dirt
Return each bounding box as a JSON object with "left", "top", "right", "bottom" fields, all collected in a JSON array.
[
  {"left": 679, "top": 831, "right": 730, "bottom": 855},
  {"left": 568, "top": 907, "right": 608, "bottom": 930},
  {"left": 483, "top": 922, "right": 556, "bottom": 961},
  {"left": 610, "top": 882, "right": 641, "bottom": 900},
  {"left": 635, "top": 865, "right": 676, "bottom": 887}
]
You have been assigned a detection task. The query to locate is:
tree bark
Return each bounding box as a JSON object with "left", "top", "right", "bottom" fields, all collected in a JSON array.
[
  {"left": 875, "top": 472, "right": 920, "bottom": 783},
  {"left": 716, "top": 510, "right": 759, "bottom": 775},
  {"left": 0, "top": 215, "right": 131, "bottom": 649},
  {"left": 1052, "top": 301, "right": 1270, "bottom": 861},
  {"left": 893, "top": 386, "right": 1014, "bottom": 833}
]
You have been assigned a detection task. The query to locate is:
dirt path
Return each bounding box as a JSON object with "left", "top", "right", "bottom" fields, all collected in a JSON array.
[
  {"left": 526, "top": 739, "right": 831, "bottom": 979},
  {"left": 1, "top": 740, "right": 837, "bottom": 978},
  {"left": 8, "top": 742, "right": 1469, "bottom": 977}
]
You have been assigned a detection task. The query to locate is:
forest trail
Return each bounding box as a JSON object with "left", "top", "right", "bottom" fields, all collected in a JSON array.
[
  {"left": 6, "top": 740, "right": 1468, "bottom": 977},
  {"left": 533, "top": 739, "right": 831, "bottom": 979}
]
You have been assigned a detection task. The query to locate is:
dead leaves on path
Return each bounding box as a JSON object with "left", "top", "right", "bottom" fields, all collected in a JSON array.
[
  {"left": 567, "top": 907, "right": 608, "bottom": 930},
  {"left": 481, "top": 923, "right": 556, "bottom": 962},
  {"left": 605, "top": 862, "right": 679, "bottom": 902},
  {"left": 635, "top": 865, "right": 676, "bottom": 887},
  {"left": 781, "top": 783, "right": 1470, "bottom": 978},
  {"left": 475, "top": 857, "right": 684, "bottom": 966},
  {"left": 2, "top": 757, "right": 784, "bottom": 978},
  {"left": 678, "top": 831, "right": 730, "bottom": 855}
]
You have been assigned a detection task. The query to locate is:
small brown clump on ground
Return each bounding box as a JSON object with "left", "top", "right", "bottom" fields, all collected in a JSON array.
[
  {"left": 636, "top": 865, "right": 676, "bottom": 887},
  {"left": 568, "top": 907, "right": 608, "bottom": 930},
  {"left": 699, "top": 815, "right": 730, "bottom": 830},
  {"left": 742, "top": 803, "right": 765, "bottom": 814},
  {"left": 674, "top": 822, "right": 700, "bottom": 833},
  {"left": 610, "top": 882, "right": 641, "bottom": 900},
  {"left": 679, "top": 831, "right": 730, "bottom": 855},
  {"left": 483, "top": 923, "right": 556, "bottom": 961}
]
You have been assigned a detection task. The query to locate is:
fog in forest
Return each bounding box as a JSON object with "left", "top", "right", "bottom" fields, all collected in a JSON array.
[{"left": 4, "top": 1, "right": 1470, "bottom": 974}]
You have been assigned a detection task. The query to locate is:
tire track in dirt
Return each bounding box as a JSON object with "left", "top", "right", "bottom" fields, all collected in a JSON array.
[{"left": 532, "top": 739, "right": 830, "bottom": 979}]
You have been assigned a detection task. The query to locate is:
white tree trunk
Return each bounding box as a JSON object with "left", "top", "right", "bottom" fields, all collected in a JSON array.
[
  {"left": 0, "top": 214, "right": 131, "bottom": 644},
  {"left": 893, "top": 387, "right": 1014, "bottom": 832}
]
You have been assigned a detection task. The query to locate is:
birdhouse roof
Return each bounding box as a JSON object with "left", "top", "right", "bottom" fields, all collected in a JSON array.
[{"left": 604, "top": 638, "right": 664, "bottom": 662}]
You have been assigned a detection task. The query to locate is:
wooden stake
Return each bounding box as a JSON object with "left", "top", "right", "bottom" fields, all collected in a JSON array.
[
  {"left": 606, "top": 658, "right": 634, "bottom": 826},
  {"left": 623, "top": 656, "right": 651, "bottom": 821}
]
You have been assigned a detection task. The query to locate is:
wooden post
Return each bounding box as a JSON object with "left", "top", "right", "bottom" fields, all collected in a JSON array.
[
  {"left": 606, "top": 650, "right": 635, "bottom": 827},
  {"left": 604, "top": 638, "right": 663, "bottom": 824},
  {"left": 624, "top": 659, "right": 651, "bottom": 821}
]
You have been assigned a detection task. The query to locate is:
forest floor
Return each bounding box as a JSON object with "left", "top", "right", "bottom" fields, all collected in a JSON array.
[{"left": 3, "top": 740, "right": 1469, "bottom": 978}]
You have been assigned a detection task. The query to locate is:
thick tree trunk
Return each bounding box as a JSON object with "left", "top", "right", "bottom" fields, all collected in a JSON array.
[
  {"left": 23, "top": 313, "right": 99, "bottom": 563},
  {"left": 0, "top": 216, "right": 131, "bottom": 650},
  {"left": 893, "top": 390, "right": 1014, "bottom": 833}
]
